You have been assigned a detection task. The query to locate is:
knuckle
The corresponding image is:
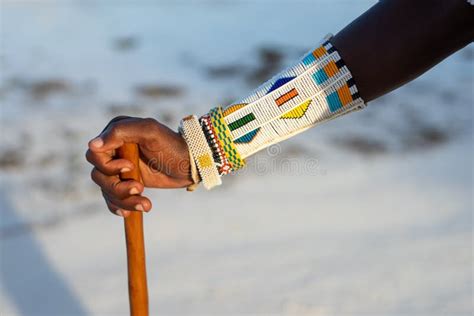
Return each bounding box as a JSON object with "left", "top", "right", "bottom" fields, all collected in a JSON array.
[
  {"left": 111, "top": 115, "right": 129, "bottom": 123},
  {"left": 107, "top": 201, "right": 117, "bottom": 211},
  {"left": 110, "top": 178, "right": 121, "bottom": 193},
  {"left": 143, "top": 117, "right": 159, "bottom": 130},
  {"left": 100, "top": 163, "right": 117, "bottom": 176},
  {"left": 102, "top": 192, "right": 117, "bottom": 212},
  {"left": 85, "top": 150, "right": 93, "bottom": 163},
  {"left": 107, "top": 203, "right": 117, "bottom": 213},
  {"left": 108, "top": 122, "right": 121, "bottom": 136},
  {"left": 143, "top": 117, "right": 158, "bottom": 125},
  {"left": 108, "top": 116, "right": 132, "bottom": 133},
  {"left": 90, "top": 168, "right": 98, "bottom": 183}
]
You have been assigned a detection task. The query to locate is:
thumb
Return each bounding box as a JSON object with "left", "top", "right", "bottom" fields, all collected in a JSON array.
[{"left": 88, "top": 117, "right": 145, "bottom": 153}]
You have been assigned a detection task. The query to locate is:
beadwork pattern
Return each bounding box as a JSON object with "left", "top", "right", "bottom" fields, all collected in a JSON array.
[
  {"left": 182, "top": 35, "right": 366, "bottom": 189},
  {"left": 221, "top": 35, "right": 366, "bottom": 158},
  {"left": 209, "top": 107, "right": 246, "bottom": 170},
  {"left": 201, "top": 115, "right": 232, "bottom": 175}
]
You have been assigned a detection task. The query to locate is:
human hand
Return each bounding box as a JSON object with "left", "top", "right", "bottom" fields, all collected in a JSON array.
[{"left": 86, "top": 116, "right": 193, "bottom": 217}]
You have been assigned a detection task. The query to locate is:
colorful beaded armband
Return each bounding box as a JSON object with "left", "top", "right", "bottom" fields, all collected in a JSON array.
[
  {"left": 179, "top": 35, "right": 366, "bottom": 190},
  {"left": 223, "top": 35, "right": 366, "bottom": 158}
]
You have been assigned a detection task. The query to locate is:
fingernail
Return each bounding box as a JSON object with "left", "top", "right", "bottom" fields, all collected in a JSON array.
[
  {"left": 135, "top": 204, "right": 144, "bottom": 212},
  {"left": 121, "top": 167, "right": 131, "bottom": 173},
  {"left": 91, "top": 137, "right": 104, "bottom": 148},
  {"left": 116, "top": 209, "right": 124, "bottom": 217},
  {"left": 129, "top": 187, "right": 140, "bottom": 195}
]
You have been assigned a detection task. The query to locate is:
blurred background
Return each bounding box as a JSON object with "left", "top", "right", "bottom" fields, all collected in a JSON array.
[{"left": 0, "top": 1, "right": 472, "bottom": 315}]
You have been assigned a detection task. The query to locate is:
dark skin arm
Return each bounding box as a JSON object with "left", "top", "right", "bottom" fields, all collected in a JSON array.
[
  {"left": 86, "top": 0, "right": 473, "bottom": 217},
  {"left": 331, "top": 0, "right": 474, "bottom": 102}
]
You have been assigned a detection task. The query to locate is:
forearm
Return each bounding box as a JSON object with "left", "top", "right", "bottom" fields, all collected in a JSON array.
[{"left": 332, "top": 0, "right": 474, "bottom": 102}]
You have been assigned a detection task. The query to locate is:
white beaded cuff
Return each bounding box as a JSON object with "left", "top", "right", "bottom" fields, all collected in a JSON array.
[
  {"left": 186, "top": 149, "right": 200, "bottom": 192},
  {"left": 180, "top": 115, "right": 222, "bottom": 190}
]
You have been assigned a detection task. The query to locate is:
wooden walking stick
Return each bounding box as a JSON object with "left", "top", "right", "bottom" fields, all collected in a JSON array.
[{"left": 116, "top": 143, "right": 149, "bottom": 316}]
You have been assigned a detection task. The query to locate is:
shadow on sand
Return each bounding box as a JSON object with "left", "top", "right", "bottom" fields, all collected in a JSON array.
[{"left": 0, "top": 190, "right": 87, "bottom": 316}]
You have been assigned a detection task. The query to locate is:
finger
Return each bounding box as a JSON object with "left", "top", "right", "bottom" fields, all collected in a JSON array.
[
  {"left": 106, "top": 192, "right": 153, "bottom": 213},
  {"left": 88, "top": 115, "right": 133, "bottom": 150},
  {"left": 91, "top": 168, "right": 144, "bottom": 199},
  {"left": 88, "top": 117, "right": 153, "bottom": 153},
  {"left": 86, "top": 149, "right": 134, "bottom": 176},
  {"left": 103, "top": 193, "right": 131, "bottom": 218}
]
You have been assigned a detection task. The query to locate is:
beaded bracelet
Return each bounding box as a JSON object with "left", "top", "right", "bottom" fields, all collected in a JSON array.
[
  {"left": 179, "top": 35, "right": 366, "bottom": 190},
  {"left": 201, "top": 114, "right": 232, "bottom": 176},
  {"left": 179, "top": 115, "right": 222, "bottom": 189}
]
